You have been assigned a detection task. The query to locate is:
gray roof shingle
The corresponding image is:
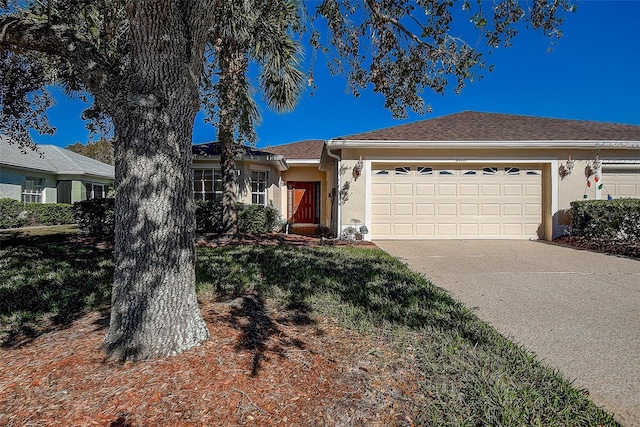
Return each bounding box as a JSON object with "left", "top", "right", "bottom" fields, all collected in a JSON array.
[
  {"left": 1, "top": 136, "right": 115, "bottom": 178},
  {"left": 338, "top": 111, "right": 640, "bottom": 142}
]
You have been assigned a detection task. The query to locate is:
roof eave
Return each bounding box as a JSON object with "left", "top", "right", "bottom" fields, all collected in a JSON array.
[
  {"left": 327, "top": 139, "right": 640, "bottom": 149},
  {"left": 192, "top": 153, "right": 289, "bottom": 171}
]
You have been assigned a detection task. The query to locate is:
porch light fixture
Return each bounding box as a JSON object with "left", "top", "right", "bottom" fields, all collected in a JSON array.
[
  {"left": 592, "top": 155, "right": 602, "bottom": 172},
  {"left": 558, "top": 156, "right": 575, "bottom": 179},
  {"left": 352, "top": 156, "right": 364, "bottom": 181}
]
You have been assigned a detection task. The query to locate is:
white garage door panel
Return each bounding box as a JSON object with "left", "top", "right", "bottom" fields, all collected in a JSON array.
[
  {"left": 371, "top": 164, "right": 542, "bottom": 239},
  {"left": 602, "top": 170, "right": 640, "bottom": 198}
]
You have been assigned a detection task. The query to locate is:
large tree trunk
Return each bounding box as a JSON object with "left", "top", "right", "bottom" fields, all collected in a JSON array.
[{"left": 103, "top": 1, "right": 211, "bottom": 361}]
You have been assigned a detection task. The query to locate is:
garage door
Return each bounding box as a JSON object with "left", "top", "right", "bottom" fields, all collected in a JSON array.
[
  {"left": 602, "top": 166, "right": 640, "bottom": 199},
  {"left": 371, "top": 164, "right": 542, "bottom": 239}
]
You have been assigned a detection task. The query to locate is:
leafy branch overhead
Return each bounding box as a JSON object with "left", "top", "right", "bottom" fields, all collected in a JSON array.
[{"left": 312, "top": 0, "right": 575, "bottom": 118}]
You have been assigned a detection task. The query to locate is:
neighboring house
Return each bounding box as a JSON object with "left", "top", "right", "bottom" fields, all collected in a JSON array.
[{"left": 0, "top": 136, "right": 115, "bottom": 204}]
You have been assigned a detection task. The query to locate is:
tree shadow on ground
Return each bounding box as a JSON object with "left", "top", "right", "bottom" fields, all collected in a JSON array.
[
  {"left": 197, "top": 243, "right": 501, "bottom": 352},
  {"left": 219, "top": 293, "right": 311, "bottom": 377},
  {"left": 0, "top": 233, "right": 113, "bottom": 348}
]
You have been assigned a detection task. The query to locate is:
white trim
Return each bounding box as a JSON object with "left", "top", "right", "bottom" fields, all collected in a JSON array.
[
  {"left": 364, "top": 159, "right": 372, "bottom": 242},
  {"left": 550, "top": 160, "right": 564, "bottom": 239},
  {"left": 367, "top": 157, "right": 551, "bottom": 163},
  {"left": 286, "top": 159, "right": 320, "bottom": 164}
]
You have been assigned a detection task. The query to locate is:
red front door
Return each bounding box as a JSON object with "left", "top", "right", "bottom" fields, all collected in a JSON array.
[{"left": 292, "top": 182, "right": 315, "bottom": 223}]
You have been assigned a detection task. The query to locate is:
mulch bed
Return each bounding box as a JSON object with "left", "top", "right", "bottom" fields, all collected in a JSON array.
[
  {"left": 553, "top": 236, "right": 640, "bottom": 260},
  {"left": 1, "top": 234, "right": 418, "bottom": 427}
]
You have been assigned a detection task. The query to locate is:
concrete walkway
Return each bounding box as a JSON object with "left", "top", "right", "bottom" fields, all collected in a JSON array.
[{"left": 375, "top": 240, "right": 640, "bottom": 426}]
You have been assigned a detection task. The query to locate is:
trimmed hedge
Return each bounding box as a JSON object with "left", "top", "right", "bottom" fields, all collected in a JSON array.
[
  {"left": 74, "top": 198, "right": 281, "bottom": 237},
  {"left": 570, "top": 198, "right": 640, "bottom": 241},
  {"left": 73, "top": 198, "right": 115, "bottom": 237},
  {"left": 0, "top": 198, "right": 75, "bottom": 229},
  {"left": 196, "top": 200, "right": 282, "bottom": 234}
]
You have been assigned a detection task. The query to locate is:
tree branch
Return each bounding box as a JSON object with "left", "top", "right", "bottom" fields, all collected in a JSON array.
[
  {"left": 363, "top": 0, "right": 429, "bottom": 48},
  {"left": 0, "top": 16, "right": 119, "bottom": 97}
]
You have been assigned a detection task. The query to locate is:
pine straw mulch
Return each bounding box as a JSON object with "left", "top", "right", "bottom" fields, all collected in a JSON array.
[{"left": 0, "top": 234, "right": 420, "bottom": 427}]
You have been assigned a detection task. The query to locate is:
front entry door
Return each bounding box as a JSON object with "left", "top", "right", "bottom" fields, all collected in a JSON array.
[{"left": 292, "top": 182, "right": 315, "bottom": 223}]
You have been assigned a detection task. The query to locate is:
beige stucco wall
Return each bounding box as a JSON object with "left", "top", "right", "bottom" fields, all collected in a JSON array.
[
  {"left": 191, "top": 159, "right": 283, "bottom": 217},
  {"left": 337, "top": 158, "right": 367, "bottom": 231}
]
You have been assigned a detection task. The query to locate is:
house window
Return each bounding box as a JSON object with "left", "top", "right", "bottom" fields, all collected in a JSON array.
[
  {"left": 251, "top": 171, "right": 267, "bottom": 205},
  {"left": 194, "top": 169, "right": 222, "bottom": 201},
  {"left": 417, "top": 167, "right": 433, "bottom": 175},
  {"left": 482, "top": 167, "right": 498, "bottom": 175},
  {"left": 463, "top": 170, "right": 477, "bottom": 176},
  {"left": 375, "top": 170, "right": 390, "bottom": 175},
  {"left": 504, "top": 167, "right": 521, "bottom": 176},
  {"left": 395, "top": 166, "right": 411, "bottom": 176},
  {"left": 86, "top": 183, "right": 106, "bottom": 199},
  {"left": 22, "top": 177, "right": 44, "bottom": 203},
  {"left": 438, "top": 170, "right": 454, "bottom": 176},
  {"left": 526, "top": 170, "right": 541, "bottom": 176}
]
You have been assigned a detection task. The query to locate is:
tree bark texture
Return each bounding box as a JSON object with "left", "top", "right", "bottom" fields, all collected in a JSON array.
[
  {"left": 102, "top": 1, "right": 212, "bottom": 360},
  {"left": 217, "top": 48, "right": 247, "bottom": 236}
]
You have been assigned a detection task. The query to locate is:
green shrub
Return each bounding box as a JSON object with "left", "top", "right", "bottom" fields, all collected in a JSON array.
[
  {"left": 570, "top": 198, "right": 640, "bottom": 241},
  {"left": 195, "top": 200, "right": 222, "bottom": 233},
  {"left": 0, "top": 199, "right": 26, "bottom": 228},
  {"left": 0, "top": 198, "right": 75, "bottom": 228},
  {"left": 28, "top": 203, "right": 75, "bottom": 225},
  {"left": 73, "top": 198, "right": 115, "bottom": 237},
  {"left": 73, "top": 198, "right": 281, "bottom": 237},
  {"left": 195, "top": 200, "right": 281, "bottom": 234}
]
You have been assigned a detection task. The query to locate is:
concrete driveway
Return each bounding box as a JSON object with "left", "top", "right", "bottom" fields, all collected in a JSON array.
[{"left": 375, "top": 240, "right": 640, "bottom": 426}]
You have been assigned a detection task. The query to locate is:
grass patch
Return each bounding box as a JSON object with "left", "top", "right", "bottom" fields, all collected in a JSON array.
[
  {"left": 0, "top": 230, "right": 618, "bottom": 425},
  {"left": 0, "top": 229, "right": 113, "bottom": 344},
  {"left": 197, "top": 244, "right": 618, "bottom": 426}
]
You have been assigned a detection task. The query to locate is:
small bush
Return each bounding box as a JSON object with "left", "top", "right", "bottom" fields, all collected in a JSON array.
[
  {"left": 29, "top": 203, "right": 75, "bottom": 225},
  {"left": 195, "top": 200, "right": 223, "bottom": 233},
  {"left": 196, "top": 200, "right": 281, "bottom": 234},
  {"left": 0, "top": 198, "right": 75, "bottom": 228},
  {"left": 73, "top": 198, "right": 115, "bottom": 237},
  {"left": 72, "top": 198, "right": 281, "bottom": 237},
  {"left": 570, "top": 198, "right": 640, "bottom": 241},
  {"left": 0, "top": 199, "right": 26, "bottom": 228}
]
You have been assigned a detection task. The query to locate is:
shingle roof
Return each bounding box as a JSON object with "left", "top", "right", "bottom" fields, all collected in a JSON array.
[
  {"left": 192, "top": 142, "right": 278, "bottom": 157},
  {"left": 1, "top": 136, "right": 115, "bottom": 178},
  {"left": 338, "top": 111, "right": 640, "bottom": 142},
  {"left": 264, "top": 140, "right": 324, "bottom": 160}
]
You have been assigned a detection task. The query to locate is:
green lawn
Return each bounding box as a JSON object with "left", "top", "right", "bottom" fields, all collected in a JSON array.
[{"left": 0, "top": 228, "right": 619, "bottom": 425}]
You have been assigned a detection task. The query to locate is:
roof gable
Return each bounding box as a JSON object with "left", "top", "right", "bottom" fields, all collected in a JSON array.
[
  {"left": 338, "top": 111, "right": 640, "bottom": 142},
  {"left": 264, "top": 140, "right": 324, "bottom": 160}
]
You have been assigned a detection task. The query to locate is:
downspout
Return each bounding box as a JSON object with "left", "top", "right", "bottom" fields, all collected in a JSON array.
[{"left": 325, "top": 145, "right": 341, "bottom": 237}]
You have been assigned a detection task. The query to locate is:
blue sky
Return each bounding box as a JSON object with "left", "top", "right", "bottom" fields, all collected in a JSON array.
[{"left": 33, "top": 0, "right": 640, "bottom": 149}]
